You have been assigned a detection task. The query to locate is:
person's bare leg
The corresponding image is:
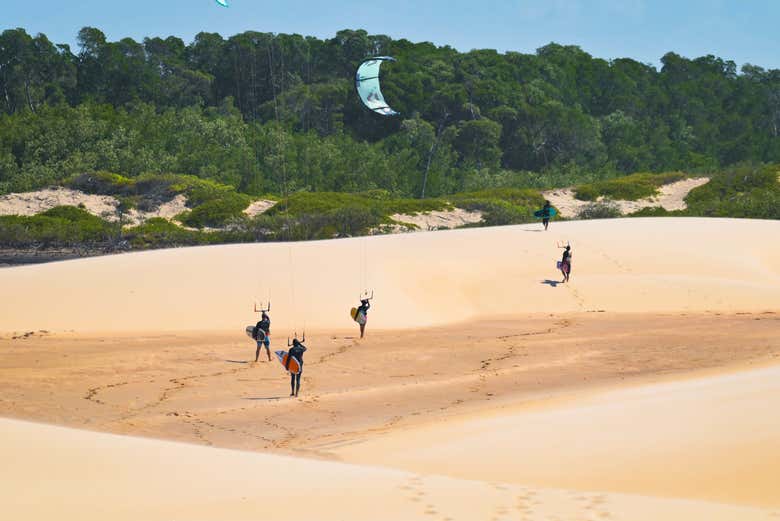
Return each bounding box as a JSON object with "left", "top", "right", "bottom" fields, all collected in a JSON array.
[
  {"left": 360, "top": 323, "right": 366, "bottom": 339},
  {"left": 255, "top": 346, "right": 260, "bottom": 363}
]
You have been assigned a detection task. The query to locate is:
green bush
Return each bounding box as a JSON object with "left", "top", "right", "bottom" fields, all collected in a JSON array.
[
  {"left": 329, "top": 206, "right": 383, "bottom": 236},
  {"left": 68, "top": 172, "right": 135, "bottom": 195},
  {"left": 684, "top": 164, "right": 780, "bottom": 219},
  {"left": 0, "top": 206, "right": 115, "bottom": 247},
  {"left": 269, "top": 191, "right": 449, "bottom": 219},
  {"left": 124, "top": 218, "right": 206, "bottom": 248},
  {"left": 629, "top": 206, "right": 676, "bottom": 217},
  {"left": 577, "top": 202, "right": 622, "bottom": 220},
  {"left": 178, "top": 191, "right": 251, "bottom": 228},
  {"left": 574, "top": 172, "right": 688, "bottom": 201}
]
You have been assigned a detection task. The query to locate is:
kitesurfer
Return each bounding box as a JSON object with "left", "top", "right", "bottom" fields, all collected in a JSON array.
[
  {"left": 541, "top": 200, "right": 553, "bottom": 231},
  {"left": 252, "top": 310, "right": 271, "bottom": 362},
  {"left": 356, "top": 297, "right": 371, "bottom": 339},
  {"left": 286, "top": 336, "right": 307, "bottom": 397},
  {"left": 559, "top": 243, "right": 572, "bottom": 283}
]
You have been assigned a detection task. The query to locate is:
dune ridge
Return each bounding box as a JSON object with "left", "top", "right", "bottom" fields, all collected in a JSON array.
[{"left": 1, "top": 218, "right": 777, "bottom": 333}]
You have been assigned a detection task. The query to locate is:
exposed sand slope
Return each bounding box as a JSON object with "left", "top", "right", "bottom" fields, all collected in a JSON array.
[
  {"left": 390, "top": 208, "right": 483, "bottom": 230},
  {"left": 0, "top": 187, "right": 190, "bottom": 225},
  {"left": 1, "top": 218, "right": 778, "bottom": 333},
  {"left": 2, "top": 418, "right": 776, "bottom": 521},
  {"left": 544, "top": 177, "right": 711, "bottom": 218},
  {"left": 0, "top": 187, "right": 118, "bottom": 218},
  {"left": 336, "top": 364, "right": 780, "bottom": 508},
  {"left": 243, "top": 199, "right": 277, "bottom": 217}
]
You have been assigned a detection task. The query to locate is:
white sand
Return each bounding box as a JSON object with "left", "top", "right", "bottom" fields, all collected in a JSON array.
[
  {"left": 0, "top": 187, "right": 190, "bottom": 225},
  {"left": 544, "top": 177, "right": 711, "bottom": 218},
  {"left": 390, "top": 208, "right": 483, "bottom": 230},
  {"left": 1, "top": 217, "right": 779, "bottom": 520},
  {"left": 0, "top": 218, "right": 777, "bottom": 333},
  {"left": 244, "top": 199, "right": 277, "bottom": 217},
  {"left": 335, "top": 364, "right": 780, "bottom": 508},
  {"left": 1, "top": 417, "right": 776, "bottom": 521}
]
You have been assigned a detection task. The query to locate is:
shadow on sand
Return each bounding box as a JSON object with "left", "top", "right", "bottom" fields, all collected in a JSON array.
[
  {"left": 541, "top": 279, "right": 561, "bottom": 288},
  {"left": 243, "top": 397, "right": 284, "bottom": 401},
  {"left": 225, "top": 360, "right": 249, "bottom": 364}
]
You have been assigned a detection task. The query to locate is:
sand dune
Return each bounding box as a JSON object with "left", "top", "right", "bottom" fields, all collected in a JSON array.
[
  {"left": 1, "top": 217, "right": 779, "bottom": 520},
  {"left": 2, "top": 417, "right": 777, "bottom": 521},
  {"left": 335, "top": 364, "right": 780, "bottom": 508},
  {"left": 1, "top": 218, "right": 778, "bottom": 333}
]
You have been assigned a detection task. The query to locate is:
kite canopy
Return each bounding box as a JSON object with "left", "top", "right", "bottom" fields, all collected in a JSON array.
[
  {"left": 215, "top": 0, "right": 229, "bottom": 7},
  {"left": 355, "top": 57, "right": 399, "bottom": 117}
]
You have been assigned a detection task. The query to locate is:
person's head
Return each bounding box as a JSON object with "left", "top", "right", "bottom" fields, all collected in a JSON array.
[
  {"left": 565, "top": 245, "right": 571, "bottom": 251},
  {"left": 545, "top": 200, "right": 550, "bottom": 205},
  {"left": 292, "top": 338, "right": 300, "bottom": 346},
  {"left": 262, "top": 311, "right": 269, "bottom": 319}
]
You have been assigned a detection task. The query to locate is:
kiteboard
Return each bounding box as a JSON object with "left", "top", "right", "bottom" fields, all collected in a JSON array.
[
  {"left": 534, "top": 208, "right": 558, "bottom": 219},
  {"left": 350, "top": 308, "right": 367, "bottom": 326},
  {"left": 275, "top": 350, "right": 301, "bottom": 374},
  {"left": 245, "top": 325, "right": 266, "bottom": 342}
]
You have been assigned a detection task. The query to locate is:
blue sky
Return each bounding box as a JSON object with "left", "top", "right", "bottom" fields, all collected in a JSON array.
[{"left": 4, "top": 0, "right": 779, "bottom": 69}]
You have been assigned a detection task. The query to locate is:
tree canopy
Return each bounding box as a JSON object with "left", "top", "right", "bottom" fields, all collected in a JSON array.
[{"left": 1, "top": 27, "right": 778, "bottom": 198}]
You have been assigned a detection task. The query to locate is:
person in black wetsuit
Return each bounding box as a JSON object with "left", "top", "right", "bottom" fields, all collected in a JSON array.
[
  {"left": 559, "top": 244, "right": 572, "bottom": 283},
  {"left": 252, "top": 310, "right": 271, "bottom": 362},
  {"left": 541, "top": 200, "right": 553, "bottom": 231},
  {"left": 286, "top": 336, "right": 307, "bottom": 397},
  {"left": 356, "top": 298, "right": 371, "bottom": 339}
]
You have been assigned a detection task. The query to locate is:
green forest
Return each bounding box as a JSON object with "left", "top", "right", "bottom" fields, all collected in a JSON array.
[
  {"left": 0, "top": 27, "right": 778, "bottom": 253},
  {"left": 1, "top": 27, "right": 779, "bottom": 197}
]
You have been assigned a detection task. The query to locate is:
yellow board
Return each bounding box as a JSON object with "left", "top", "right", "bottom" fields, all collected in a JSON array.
[{"left": 350, "top": 307, "right": 358, "bottom": 320}]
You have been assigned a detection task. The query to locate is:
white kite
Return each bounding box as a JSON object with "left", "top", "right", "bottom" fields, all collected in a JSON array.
[{"left": 355, "top": 57, "right": 399, "bottom": 117}]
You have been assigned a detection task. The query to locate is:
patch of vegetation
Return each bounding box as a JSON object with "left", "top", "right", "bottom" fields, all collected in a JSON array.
[
  {"left": 69, "top": 172, "right": 252, "bottom": 226},
  {"left": 123, "top": 218, "right": 210, "bottom": 248},
  {"left": 178, "top": 192, "right": 252, "bottom": 228},
  {"left": 577, "top": 202, "right": 622, "bottom": 220},
  {"left": 684, "top": 163, "right": 780, "bottom": 219},
  {"left": 268, "top": 191, "right": 450, "bottom": 219},
  {"left": 574, "top": 172, "right": 689, "bottom": 201},
  {"left": 628, "top": 206, "right": 678, "bottom": 217},
  {"left": 0, "top": 205, "right": 115, "bottom": 247},
  {"left": 452, "top": 188, "right": 547, "bottom": 226}
]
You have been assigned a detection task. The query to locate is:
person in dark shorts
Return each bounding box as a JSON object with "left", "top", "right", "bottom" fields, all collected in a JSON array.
[
  {"left": 541, "top": 200, "right": 553, "bottom": 231},
  {"left": 286, "top": 335, "right": 307, "bottom": 397},
  {"left": 252, "top": 308, "right": 271, "bottom": 362},
  {"left": 356, "top": 297, "right": 371, "bottom": 339}
]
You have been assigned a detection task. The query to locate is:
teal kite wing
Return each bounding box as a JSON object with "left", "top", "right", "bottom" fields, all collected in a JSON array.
[
  {"left": 355, "top": 57, "right": 399, "bottom": 117},
  {"left": 216, "top": 0, "right": 228, "bottom": 7}
]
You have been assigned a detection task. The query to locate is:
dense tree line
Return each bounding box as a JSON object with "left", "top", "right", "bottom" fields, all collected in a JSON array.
[{"left": 1, "top": 27, "right": 778, "bottom": 198}]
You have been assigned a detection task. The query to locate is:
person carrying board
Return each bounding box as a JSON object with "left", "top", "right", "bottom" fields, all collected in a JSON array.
[
  {"left": 541, "top": 200, "right": 553, "bottom": 231},
  {"left": 353, "top": 292, "right": 373, "bottom": 339},
  {"left": 557, "top": 242, "right": 572, "bottom": 283},
  {"left": 252, "top": 304, "right": 271, "bottom": 363},
  {"left": 286, "top": 335, "right": 307, "bottom": 397}
]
